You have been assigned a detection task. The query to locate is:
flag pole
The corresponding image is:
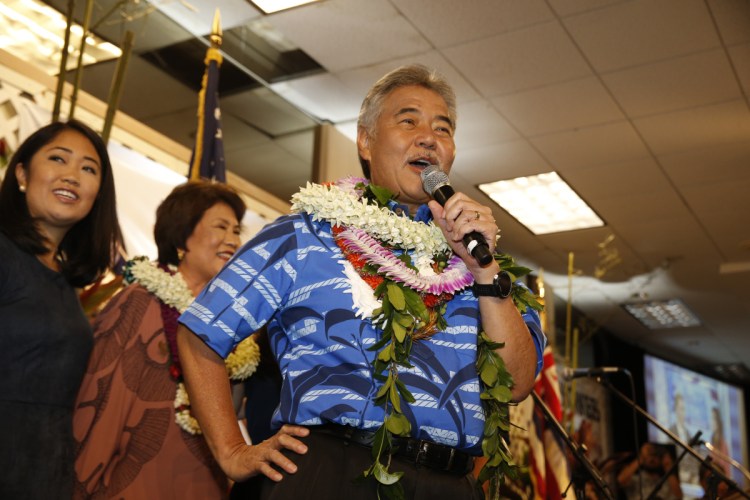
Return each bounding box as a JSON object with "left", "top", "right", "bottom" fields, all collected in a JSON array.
[{"left": 189, "top": 9, "right": 223, "bottom": 181}]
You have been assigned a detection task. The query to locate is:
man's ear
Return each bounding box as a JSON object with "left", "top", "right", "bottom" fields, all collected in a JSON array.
[{"left": 357, "top": 127, "right": 371, "bottom": 163}]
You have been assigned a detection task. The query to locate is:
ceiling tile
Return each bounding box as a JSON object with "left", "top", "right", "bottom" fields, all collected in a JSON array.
[
  {"left": 153, "top": 0, "right": 261, "bottom": 35},
  {"left": 547, "top": 0, "right": 628, "bottom": 17},
  {"left": 443, "top": 21, "right": 592, "bottom": 96},
  {"left": 394, "top": 0, "right": 553, "bottom": 48},
  {"left": 221, "top": 113, "right": 271, "bottom": 152},
  {"left": 265, "top": 0, "right": 432, "bottom": 72},
  {"left": 454, "top": 139, "right": 551, "bottom": 184},
  {"left": 708, "top": 0, "right": 750, "bottom": 45},
  {"left": 80, "top": 58, "right": 198, "bottom": 121},
  {"left": 454, "top": 100, "right": 520, "bottom": 150},
  {"left": 657, "top": 140, "right": 750, "bottom": 187},
  {"left": 603, "top": 49, "right": 741, "bottom": 117},
  {"left": 561, "top": 157, "right": 672, "bottom": 202},
  {"left": 222, "top": 87, "right": 317, "bottom": 137},
  {"left": 564, "top": 0, "right": 720, "bottom": 72},
  {"left": 591, "top": 188, "right": 692, "bottom": 227},
  {"left": 615, "top": 216, "right": 718, "bottom": 263},
  {"left": 634, "top": 100, "right": 750, "bottom": 155},
  {"left": 729, "top": 43, "right": 750, "bottom": 95},
  {"left": 531, "top": 121, "right": 650, "bottom": 170},
  {"left": 692, "top": 209, "right": 750, "bottom": 262},
  {"left": 491, "top": 76, "right": 624, "bottom": 136},
  {"left": 270, "top": 73, "right": 362, "bottom": 123},
  {"left": 334, "top": 51, "right": 482, "bottom": 106}
]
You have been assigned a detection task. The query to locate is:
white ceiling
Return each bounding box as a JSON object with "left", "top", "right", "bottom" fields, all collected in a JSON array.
[{"left": 54, "top": 0, "right": 750, "bottom": 383}]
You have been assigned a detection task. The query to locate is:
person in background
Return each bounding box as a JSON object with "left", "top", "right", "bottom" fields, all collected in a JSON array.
[
  {"left": 177, "top": 64, "right": 545, "bottom": 499},
  {"left": 669, "top": 393, "right": 700, "bottom": 486},
  {"left": 617, "top": 442, "right": 683, "bottom": 500},
  {"left": 0, "top": 120, "right": 123, "bottom": 499},
  {"left": 708, "top": 407, "right": 731, "bottom": 477},
  {"left": 73, "top": 181, "right": 257, "bottom": 499}
]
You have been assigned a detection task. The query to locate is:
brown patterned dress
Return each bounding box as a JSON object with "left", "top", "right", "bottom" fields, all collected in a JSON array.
[{"left": 73, "top": 284, "right": 228, "bottom": 499}]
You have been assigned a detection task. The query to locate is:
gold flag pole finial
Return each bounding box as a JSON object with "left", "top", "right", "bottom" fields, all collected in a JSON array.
[{"left": 209, "top": 9, "right": 222, "bottom": 48}]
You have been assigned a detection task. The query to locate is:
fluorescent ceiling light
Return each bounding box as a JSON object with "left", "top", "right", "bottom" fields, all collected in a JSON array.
[
  {"left": 623, "top": 299, "right": 701, "bottom": 330},
  {"left": 248, "top": 0, "right": 322, "bottom": 15},
  {"left": 478, "top": 171, "right": 604, "bottom": 235},
  {"left": 0, "top": 0, "right": 121, "bottom": 75}
]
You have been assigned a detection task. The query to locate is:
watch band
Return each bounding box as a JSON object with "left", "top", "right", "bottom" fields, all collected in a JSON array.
[{"left": 472, "top": 271, "right": 512, "bottom": 299}]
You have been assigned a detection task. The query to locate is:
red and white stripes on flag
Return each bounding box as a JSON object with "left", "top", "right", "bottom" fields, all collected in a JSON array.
[{"left": 529, "top": 347, "right": 571, "bottom": 499}]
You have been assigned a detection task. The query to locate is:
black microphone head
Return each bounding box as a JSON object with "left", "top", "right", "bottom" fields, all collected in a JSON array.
[{"left": 420, "top": 164, "right": 449, "bottom": 196}]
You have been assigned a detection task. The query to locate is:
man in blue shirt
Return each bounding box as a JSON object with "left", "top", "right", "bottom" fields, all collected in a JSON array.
[{"left": 177, "top": 64, "right": 545, "bottom": 499}]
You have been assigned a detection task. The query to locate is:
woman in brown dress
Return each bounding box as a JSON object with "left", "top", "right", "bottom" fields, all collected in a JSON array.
[{"left": 73, "top": 181, "right": 259, "bottom": 499}]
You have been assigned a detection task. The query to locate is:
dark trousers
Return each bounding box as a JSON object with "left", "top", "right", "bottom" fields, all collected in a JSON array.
[{"left": 231, "top": 429, "right": 484, "bottom": 499}]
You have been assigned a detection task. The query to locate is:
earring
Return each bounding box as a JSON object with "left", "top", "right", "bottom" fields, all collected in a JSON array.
[
  {"left": 177, "top": 249, "right": 185, "bottom": 261},
  {"left": 19, "top": 185, "right": 26, "bottom": 193}
]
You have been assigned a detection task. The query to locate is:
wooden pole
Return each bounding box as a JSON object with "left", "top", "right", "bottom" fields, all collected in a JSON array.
[
  {"left": 564, "top": 252, "right": 574, "bottom": 368},
  {"left": 101, "top": 31, "right": 134, "bottom": 145},
  {"left": 52, "top": 0, "right": 75, "bottom": 123},
  {"left": 68, "top": 0, "right": 95, "bottom": 119}
]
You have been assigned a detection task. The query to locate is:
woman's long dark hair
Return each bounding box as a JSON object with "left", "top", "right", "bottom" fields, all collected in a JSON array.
[{"left": 0, "top": 120, "right": 123, "bottom": 287}]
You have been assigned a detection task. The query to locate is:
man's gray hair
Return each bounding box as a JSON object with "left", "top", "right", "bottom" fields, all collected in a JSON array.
[{"left": 357, "top": 64, "right": 457, "bottom": 178}]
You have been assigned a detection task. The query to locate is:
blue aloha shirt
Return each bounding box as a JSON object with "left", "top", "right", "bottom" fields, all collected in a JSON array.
[{"left": 179, "top": 205, "right": 546, "bottom": 454}]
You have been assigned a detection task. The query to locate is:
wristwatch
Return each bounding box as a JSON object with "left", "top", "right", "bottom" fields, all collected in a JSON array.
[{"left": 472, "top": 271, "right": 512, "bottom": 299}]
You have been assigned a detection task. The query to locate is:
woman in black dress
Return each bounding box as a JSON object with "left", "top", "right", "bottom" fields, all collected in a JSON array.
[{"left": 0, "top": 120, "right": 122, "bottom": 499}]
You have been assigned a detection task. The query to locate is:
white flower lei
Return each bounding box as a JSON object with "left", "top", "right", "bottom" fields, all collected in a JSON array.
[
  {"left": 291, "top": 179, "right": 474, "bottom": 318},
  {"left": 291, "top": 180, "right": 450, "bottom": 263},
  {"left": 127, "top": 257, "right": 260, "bottom": 435}
]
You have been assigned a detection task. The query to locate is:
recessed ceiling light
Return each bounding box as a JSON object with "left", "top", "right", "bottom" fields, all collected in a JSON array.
[
  {"left": 478, "top": 171, "right": 604, "bottom": 235},
  {"left": 622, "top": 299, "right": 701, "bottom": 329},
  {"left": 248, "top": 0, "right": 322, "bottom": 14}
]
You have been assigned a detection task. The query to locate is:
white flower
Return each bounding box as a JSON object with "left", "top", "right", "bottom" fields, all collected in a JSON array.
[
  {"left": 291, "top": 182, "right": 450, "bottom": 257},
  {"left": 127, "top": 258, "right": 261, "bottom": 435}
]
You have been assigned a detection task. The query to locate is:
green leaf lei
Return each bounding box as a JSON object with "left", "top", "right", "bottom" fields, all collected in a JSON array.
[{"left": 348, "top": 185, "right": 544, "bottom": 500}]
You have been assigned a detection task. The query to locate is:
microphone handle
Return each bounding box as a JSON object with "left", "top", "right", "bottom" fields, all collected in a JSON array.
[
  {"left": 463, "top": 233, "right": 493, "bottom": 266},
  {"left": 433, "top": 185, "right": 493, "bottom": 266}
]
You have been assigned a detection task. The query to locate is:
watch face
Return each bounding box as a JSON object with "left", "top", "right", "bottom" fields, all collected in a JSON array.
[{"left": 495, "top": 271, "right": 512, "bottom": 298}]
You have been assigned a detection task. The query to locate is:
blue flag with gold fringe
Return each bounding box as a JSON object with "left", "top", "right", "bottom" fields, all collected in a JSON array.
[{"left": 188, "top": 45, "right": 225, "bottom": 183}]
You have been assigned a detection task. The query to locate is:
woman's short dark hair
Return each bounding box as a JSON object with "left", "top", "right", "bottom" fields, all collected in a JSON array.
[
  {"left": 154, "top": 181, "right": 246, "bottom": 267},
  {"left": 0, "top": 120, "right": 123, "bottom": 287}
]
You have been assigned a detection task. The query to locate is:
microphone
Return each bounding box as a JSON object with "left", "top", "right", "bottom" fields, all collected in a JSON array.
[
  {"left": 561, "top": 366, "right": 623, "bottom": 380},
  {"left": 420, "top": 164, "right": 493, "bottom": 266}
]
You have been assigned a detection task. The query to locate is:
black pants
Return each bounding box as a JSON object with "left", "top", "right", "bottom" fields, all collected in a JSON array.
[{"left": 231, "top": 429, "right": 484, "bottom": 499}]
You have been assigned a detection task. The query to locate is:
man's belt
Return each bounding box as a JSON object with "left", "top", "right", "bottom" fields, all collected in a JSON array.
[{"left": 314, "top": 424, "right": 474, "bottom": 475}]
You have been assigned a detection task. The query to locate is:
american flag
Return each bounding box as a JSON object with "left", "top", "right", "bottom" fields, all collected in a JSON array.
[
  {"left": 188, "top": 46, "right": 226, "bottom": 183},
  {"left": 529, "top": 347, "right": 571, "bottom": 499}
]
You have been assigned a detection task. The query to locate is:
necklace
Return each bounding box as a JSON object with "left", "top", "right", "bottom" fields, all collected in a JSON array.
[
  {"left": 292, "top": 179, "right": 543, "bottom": 499},
  {"left": 124, "top": 257, "right": 260, "bottom": 435}
]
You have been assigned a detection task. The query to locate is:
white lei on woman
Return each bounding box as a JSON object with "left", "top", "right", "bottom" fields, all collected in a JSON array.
[{"left": 127, "top": 257, "right": 260, "bottom": 434}]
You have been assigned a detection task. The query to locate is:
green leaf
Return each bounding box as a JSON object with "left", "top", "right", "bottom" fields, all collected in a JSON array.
[
  {"left": 385, "top": 413, "right": 410, "bottom": 436},
  {"left": 394, "top": 312, "right": 412, "bottom": 328},
  {"left": 377, "top": 346, "right": 393, "bottom": 363},
  {"left": 367, "top": 184, "right": 396, "bottom": 207},
  {"left": 392, "top": 321, "right": 407, "bottom": 343},
  {"left": 372, "top": 461, "right": 403, "bottom": 486},
  {"left": 379, "top": 481, "right": 405, "bottom": 500},
  {"left": 394, "top": 378, "right": 415, "bottom": 403},
  {"left": 488, "top": 384, "right": 513, "bottom": 403},
  {"left": 387, "top": 283, "right": 406, "bottom": 310},
  {"left": 389, "top": 383, "right": 402, "bottom": 413},
  {"left": 376, "top": 375, "right": 392, "bottom": 399},
  {"left": 374, "top": 280, "right": 388, "bottom": 297},
  {"left": 480, "top": 362, "right": 498, "bottom": 386}
]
